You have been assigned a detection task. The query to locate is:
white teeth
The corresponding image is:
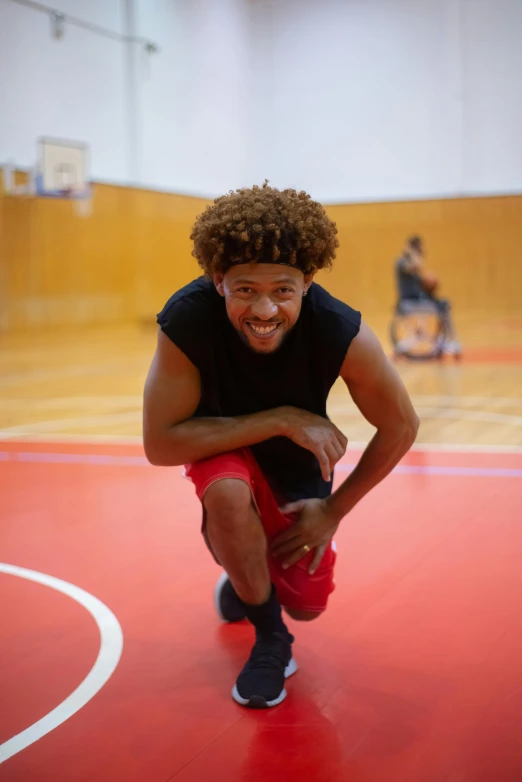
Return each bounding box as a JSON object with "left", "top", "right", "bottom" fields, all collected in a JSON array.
[{"left": 249, "top": 323, "right": 278, "bottom": 336}]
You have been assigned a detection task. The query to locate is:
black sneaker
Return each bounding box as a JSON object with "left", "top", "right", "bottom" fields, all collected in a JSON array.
[
  {"left": 214, "top": 572, "right": 247, "bottom": 622},
  {"left": 232, "top": 631, "right": 298, "bottom": 708}
]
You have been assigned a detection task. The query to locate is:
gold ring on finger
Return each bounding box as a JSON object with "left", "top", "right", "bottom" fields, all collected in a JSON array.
[{"left": 302, "top": 544, "right": 311, "bottom": 554}]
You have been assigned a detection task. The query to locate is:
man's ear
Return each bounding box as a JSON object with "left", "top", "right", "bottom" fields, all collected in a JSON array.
[
  {"left": 214, "top": 273, "right": 225, "bottom": 297},
  {"left": 303, "top": 273, "right": 314, "bottom": 295}
]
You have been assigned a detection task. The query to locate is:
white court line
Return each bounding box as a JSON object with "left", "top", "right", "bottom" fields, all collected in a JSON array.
[
  {"left": 413, "top": 407, "right": 522, "bottom": 426},
  {"left": 0, "top": 397, "right": 142, "bottom": 412},
  {"left": 1, "top": 406, "right": 521, "bottom": 441},
  {"left": 0, "top": 412, "right": 141, "bottom": 438},
  {"left": 0, "top": 564, "right": 123, "bottom": 764},
  {"left": 413, "top": 396, "right": 522, "bottom": 407},
  {"left": 331, "top": 396, "right": 522, "bottom": 411},
  {"left": 329, "top": 405, "right": 522, "bottom": 427},
  {"left": 2, "top": 394, "right": 521, "bottom": 413},
  {"left": 1, "top": 395, "right": 521, "bottom": 441},
  {"left": 408, "top": 395, "right": 522, "bottom": 406},
  {"left": 0, "top": 359, "right": 145, "bottom": 388}
]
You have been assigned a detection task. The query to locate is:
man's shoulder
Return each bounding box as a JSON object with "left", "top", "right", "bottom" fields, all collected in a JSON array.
[
  {"left": 396, "top": 255, "right": 411, "bottom": 273},
  {"left": 305, "top": 283, "right": 361, "bottom": 384},
  {"left": 158, "top": 277, "right": 215, "bottom": 320},
  {"left": 156, "top": 278, "right": 217, "bottom": 367},
  {"left": 163, "top": 277, "right": 215, "bottom": 310},
  {"left": 307, "top": 282, "right": 361, "bottom": 329}
]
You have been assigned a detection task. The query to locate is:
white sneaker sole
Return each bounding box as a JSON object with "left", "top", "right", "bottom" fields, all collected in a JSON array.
[
  {"left": 213, "top": 571, "right": 232, "bottom": 621},
  {"left": 231, "top": 657, "right": 299, "bottom": 708}
]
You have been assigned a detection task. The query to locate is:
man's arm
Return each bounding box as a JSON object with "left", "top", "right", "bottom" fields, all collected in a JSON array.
[
  {"left": 399, "top": 254, "right": 421, "bottom": 275},
  {"left": 143, "top": 330, "right": 347, "bottom": 476},
  {"left": 272, "top": 321, "right": 419, "bottom": 571},
  {"left": 326, "top": 320, "right": 419, "bottom": 520},
  {"left": 143, "top": 330, "right": 287, "bottom": 466}
]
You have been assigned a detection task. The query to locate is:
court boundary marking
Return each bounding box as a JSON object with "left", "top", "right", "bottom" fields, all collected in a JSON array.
[
  {"left": 1, "top": 404, "right": 522, "bottom": 440},
  {"left": 0, "top": 564, "right": 124, "bottom": 764},
  {"left": 1, "top": 450, "right": 521, "bottom": 477},
  {"left": 2, "top": 437, "right": 522, "bottom": 454}
]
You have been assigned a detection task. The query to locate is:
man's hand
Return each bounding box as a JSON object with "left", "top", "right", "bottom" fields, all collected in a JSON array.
[
  {"left": 280, "top": 407, "right": 348, "bottom": 482},
  {"left": 271, "top": 498, "right": 340, "bottom": 574}
]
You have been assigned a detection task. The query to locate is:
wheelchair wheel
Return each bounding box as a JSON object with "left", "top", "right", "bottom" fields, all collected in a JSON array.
[{"left": 390, "top": 310, "right": 447, "bottom": 361}]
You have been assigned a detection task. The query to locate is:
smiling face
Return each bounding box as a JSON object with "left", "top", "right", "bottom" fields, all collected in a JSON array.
[{"left": 214, "top": 264, "right": 313, "bottom": 354}]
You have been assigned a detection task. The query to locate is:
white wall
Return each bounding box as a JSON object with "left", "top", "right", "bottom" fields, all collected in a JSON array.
[
  {"left": 253, "top": 0, "right": 522, "bottom": 202},
  {"left": 135, "top": 0, "right": 251, "bottom": 195},
  {"left": 0, "top": 0, "right": 252, "bottom": 194},
  {"left": 0, "top": 0, "right": 128, "bottom": 184},
  {"left": 1, "top": 0, "right": 521, "bottom": 200},
  {"left": 462, "top": 0, "right": 522, "bottom": 194}
]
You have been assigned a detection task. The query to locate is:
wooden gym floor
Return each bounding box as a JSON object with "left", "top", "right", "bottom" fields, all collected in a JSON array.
[{"left": 1, "top": 313, "right": 522, "bottom": 781}]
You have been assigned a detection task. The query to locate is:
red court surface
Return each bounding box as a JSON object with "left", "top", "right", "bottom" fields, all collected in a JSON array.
[{"left": 1, "top": 441, "right": 522, "bottom": 781}]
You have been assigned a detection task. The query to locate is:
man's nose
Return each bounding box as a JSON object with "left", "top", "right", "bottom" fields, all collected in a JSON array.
[{"left": 250, "top": 295, "right": 278, "bottom": 320}]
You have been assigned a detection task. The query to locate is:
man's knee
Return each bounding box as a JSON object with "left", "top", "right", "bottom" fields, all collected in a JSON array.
[
  {"left": 203, "top": 478, "right": 252, "bottom": 520},
  {"left": 284, "top": 607, "right": 323, "bottom": 622}
]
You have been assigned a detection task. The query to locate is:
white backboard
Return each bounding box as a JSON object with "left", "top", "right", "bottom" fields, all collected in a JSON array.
[{"left": 37, "top": 137, "right": 88, "bottom": 195}]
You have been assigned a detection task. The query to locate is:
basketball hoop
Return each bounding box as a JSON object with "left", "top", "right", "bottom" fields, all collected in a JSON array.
[
  {"left": 35, "top": 138, "right": 93, "bottom": 217},
  {"left": 2, "top": 139, "right": 93, "bottom": 216}
]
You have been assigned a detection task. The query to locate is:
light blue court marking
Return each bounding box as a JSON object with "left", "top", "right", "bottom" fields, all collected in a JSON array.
[
  {"left": 1, "top": 451, "right": 149, "bottom": 466},
  {"left": 0, "top": 452, "right": 521, "bottom": 477},
  {"left": 337, "top": 463, "right": 522, "bottom": 478}
]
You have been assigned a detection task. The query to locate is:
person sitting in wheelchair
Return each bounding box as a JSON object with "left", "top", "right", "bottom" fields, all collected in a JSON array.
[{"left": 396, "top": 235, "right": 461, "bottom": 355}]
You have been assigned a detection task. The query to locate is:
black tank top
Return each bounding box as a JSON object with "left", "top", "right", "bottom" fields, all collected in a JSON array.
[{"left": 157, "top": 277, "right": 361, "bottom": 501}]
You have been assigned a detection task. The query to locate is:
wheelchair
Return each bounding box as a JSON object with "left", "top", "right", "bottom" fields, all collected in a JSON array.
[{"left": 390, "top": 299, "right": 447, "bottom": 361}]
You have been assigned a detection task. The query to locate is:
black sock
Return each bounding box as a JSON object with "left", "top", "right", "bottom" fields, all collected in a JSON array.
[{"left": 244, "top": 584, "right": 290, "bottom": 639}]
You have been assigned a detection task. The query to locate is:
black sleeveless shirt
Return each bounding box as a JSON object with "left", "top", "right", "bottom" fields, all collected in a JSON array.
[{"left": 157, "top": 277, "right": 361, "bottom": 501}]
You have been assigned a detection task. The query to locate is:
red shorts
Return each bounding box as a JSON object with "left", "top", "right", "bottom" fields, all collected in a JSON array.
[{"left": 185, "top": 448, "right": 336, "bottom": 613}]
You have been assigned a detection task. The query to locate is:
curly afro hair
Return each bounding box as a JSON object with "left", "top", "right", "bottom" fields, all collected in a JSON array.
[{"left": 190, "top": 182, "right": 339, "bottom": 277}]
